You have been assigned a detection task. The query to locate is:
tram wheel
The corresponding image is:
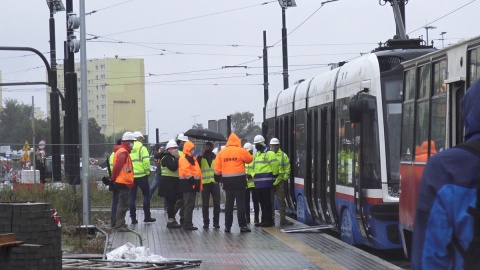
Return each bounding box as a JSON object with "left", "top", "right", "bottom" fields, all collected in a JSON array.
[{"left": 340, "top": 208, "right": 354, "bottom": 245}]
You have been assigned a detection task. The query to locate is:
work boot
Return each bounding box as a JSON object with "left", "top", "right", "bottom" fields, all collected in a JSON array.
[
  {"left": 280, "top": 220, "right": 294, "bottom": 226},
  {"left": 167, "top": 221, "right": 182, "bottom": 229},
  {"left": 240, "top": 226, "right": 251, "bottom": 233},
  {"left": 131, "top": 218, "right": 138, "bottom": 225},
  {"left": 144, "top": 217, "right": 156, "bottom": 223},
  {"left": 203, "top": 223, "right": 209, "bottom": 229},
  {"left": 213, "top": 223, "right": 220, "bottom": 229},
  {"left": 183, "top": 225, "right": 198, "bottom": 230},
  {"left": 224, "top": 227, "right": 231, "bottom": 233}
]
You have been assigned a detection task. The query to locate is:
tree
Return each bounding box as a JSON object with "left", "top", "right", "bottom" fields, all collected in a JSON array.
[
  {"left": 230, "top": 111, "right": 261, "bottom": 141},
  {"left": 0, "top": 98, "right": 35, "bottom": 148},
  {"left": 191, "top": 123, "right": 204, "bottom": 130},
  {"left": 79, "top": 118, "right": 106, "bottom": 157}
]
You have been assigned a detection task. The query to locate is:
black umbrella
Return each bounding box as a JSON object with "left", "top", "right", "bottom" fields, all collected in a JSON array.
[{"left": 184, "top": 129, "right": 227, "bottom": 142}]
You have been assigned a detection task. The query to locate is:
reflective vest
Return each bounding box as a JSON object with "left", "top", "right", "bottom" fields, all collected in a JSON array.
[
  {"left": 201, "top": 158, "right": 215, "bottom": 184},
  {"left": 253, "top": 151, "right": 279, "bottom": 189},
  {"left": 245, "top": 158, "right": 255, "bottom": 188},
  {"left": 113, "top": 148, "right": 134, "bottom": 186},
  {"left": 273, "top": 150, "right": 290, "bottom": 181},
  {"left": 109, "top": 152, "right": 114, "bottom": 175},
  {"left": 130, "top": 141, "right": 150, "bottom": 178},
  {"left": 160, "top": 156, "right": 179, "bottom": 177}
]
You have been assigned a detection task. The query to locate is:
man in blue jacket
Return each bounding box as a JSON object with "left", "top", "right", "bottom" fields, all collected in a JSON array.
[{"left": 411, "top": 79, "right": 480, "bottom": 269}]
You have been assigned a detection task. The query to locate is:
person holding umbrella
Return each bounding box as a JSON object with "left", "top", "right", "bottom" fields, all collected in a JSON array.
[{"left": 197, "top": 141, "right": 220, "bottom": 229}]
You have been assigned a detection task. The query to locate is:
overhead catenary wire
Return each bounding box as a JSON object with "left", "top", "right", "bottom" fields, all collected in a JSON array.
[
  {"left": 98, "top": 1, "right": 276, "bottom": 37},
  {"left": 407, "top": 0, "right": 476, "bottom": 35}
]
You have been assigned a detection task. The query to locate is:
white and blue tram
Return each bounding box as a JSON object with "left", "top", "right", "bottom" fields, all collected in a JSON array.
[{"left": 265, "top": 40, "right": 434, "bottom": 249}]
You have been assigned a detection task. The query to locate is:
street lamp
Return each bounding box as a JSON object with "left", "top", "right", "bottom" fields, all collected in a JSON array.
[
  {"left": 46, "top": 0, "right": 65, "bottom": 183},
  {"left": 424, "top": 25, "right": 436, "bottom": 46},
  {"left": 278, "top": 0, "right": 296, "bottom": 90},
  {"left": 440, "top": 32, "right": 447, "bottom": 48},
  {"left": 146, "top": 110, "right": 153, "bottom": 137},
  {"left": 191, "top": 115, "right": 200, "bottom": 127}
]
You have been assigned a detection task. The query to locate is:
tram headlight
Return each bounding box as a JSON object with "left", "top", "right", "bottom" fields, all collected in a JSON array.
[{"left": 388, "top": 186, "right": 400, "bottom": 197}]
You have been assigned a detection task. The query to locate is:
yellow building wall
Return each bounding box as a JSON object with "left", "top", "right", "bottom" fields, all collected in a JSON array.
[{"left": 53, "top": 58, "right": 145, "bottom": 136}]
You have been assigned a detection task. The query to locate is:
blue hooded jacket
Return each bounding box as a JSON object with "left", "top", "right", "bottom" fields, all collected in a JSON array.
[{"left": 411, "top": 79, "right": 480, "bottom": 269}]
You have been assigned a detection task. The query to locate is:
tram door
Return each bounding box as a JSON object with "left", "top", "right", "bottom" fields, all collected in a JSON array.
[
  {"left": 311, "top": 106, "right": 336, "bottom": 225},
  {"left": 280, "top": 115, "right": 296, "bottom": 211},
  {"left": 307, "top": 108, "right": 321, "bottom": 224},
  {"left": 449, "top": 81, "right": 465, "bottom": 147}
]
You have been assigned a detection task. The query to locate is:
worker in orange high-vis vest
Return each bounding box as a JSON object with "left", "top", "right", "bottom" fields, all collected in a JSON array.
[
  {"left": 111, "top": 132, "right": 136, "bottom": 232},
  {"left": 214, "top": 133, "right": 253, "bottom": 233},
  {"left": 178, "top": 141, "right": 202, "bottom": 230}
]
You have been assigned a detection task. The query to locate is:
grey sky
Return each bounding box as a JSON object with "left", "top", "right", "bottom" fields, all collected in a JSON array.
[{"left": 0, "top": 0, "right": 478, "bottom": 143}]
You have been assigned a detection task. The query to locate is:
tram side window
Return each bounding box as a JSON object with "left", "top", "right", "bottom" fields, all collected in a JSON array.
[
  {"left": 337, "top": 98, "right": 355, "bottom": 186},
  {"left": 401, "top": 70, "right": 415, "bottom": 161},
  {"left": 432, "top": 60, "right": 447, "bottom": 153},
  {"left": 418, "top": 65, "right": 431, "bottom": 99},
  {"left": 469, "top": 48, "right": 480, "bottom": 87},
  {"left": 434, "top": 60, "right": 447, "bottom": 95},
  {"left": 294, "top": 112, "right": 306, "bottom": 179},
  {"left": 415, "top": 65, "right": 432, "bottom": 162}
]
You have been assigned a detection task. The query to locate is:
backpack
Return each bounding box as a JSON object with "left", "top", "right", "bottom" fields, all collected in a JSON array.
[{"left": 452, "top": 140, "right": 480, "bottom": 270}]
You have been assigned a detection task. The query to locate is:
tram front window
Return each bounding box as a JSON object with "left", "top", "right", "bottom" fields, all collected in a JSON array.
[{"left": 383, "top": 78, "right": 403, "bottom": 184}]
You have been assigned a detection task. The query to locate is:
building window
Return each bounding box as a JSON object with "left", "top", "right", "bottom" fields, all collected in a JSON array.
[
  {"left": 101, "top": 114, "right": 106, "bottom": 120},
  {"left": 100, "top": 74, "right": 105, "bottom": 79},
  {"left": 101, "top": 85, "right": 106, "bottom": 90},
  {"left": 100, "top": 65, "right": 105, "bottom": 70},
  {"left": 101, "top": 104, "right": 106, "bottom": 110},
  {"left": 101, "top": 95, "right": 106, "bottom": 100}
]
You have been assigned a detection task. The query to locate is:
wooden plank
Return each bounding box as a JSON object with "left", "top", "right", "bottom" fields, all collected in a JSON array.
[{"left": 0, "top": 233, "right": 24, "bottom": 248}]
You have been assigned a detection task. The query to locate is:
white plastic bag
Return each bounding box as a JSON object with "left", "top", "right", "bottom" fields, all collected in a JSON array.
[{"left": 106, "top": 242, "right": 166, "bottom": 262}]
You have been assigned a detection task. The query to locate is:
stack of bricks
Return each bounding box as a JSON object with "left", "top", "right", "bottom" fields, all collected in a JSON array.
[{"left": 0, "top": 202, "right": 62, "bottom": 270}]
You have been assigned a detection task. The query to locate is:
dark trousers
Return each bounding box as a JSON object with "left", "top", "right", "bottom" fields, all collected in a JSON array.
[
  {"left": 257, "top": 187, "right": 272, "bottom": 225},
  {"left": 115, "top": 184, "right": 130, "bottom": 228},
  {"left": 111, "top": 188, "right": 119, "bottom": 226},
  {"left": 201, "top": 182, "right": 221, "bottom": 225},
  {"left": 165, "top": 196, "right": 177, "bottom": 219},
  {"left": 183, "top": 192, "right": 197, "bottom": 227},
  {"left": 225, "top": 187, "right": 247, "bottom": 228},
  {"left": 129, "top": 175, "right": 151, "bottom": 220},
  {"left": 245, "top": 187, "right": 259, "bottom": 223}
]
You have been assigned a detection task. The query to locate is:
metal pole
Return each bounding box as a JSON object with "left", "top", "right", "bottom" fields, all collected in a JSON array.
[
  {"left": 79, "top": 0, "right": 91, "bottom": 225},
  {"left": 65, "top": 0, "right": 80, "bottom": 185},
  {"left": 262, "top": 30, "right": 269, "bottom": 133},
  {"left": 48, "top": 3, "right": 62, "bottom": 183},
  {"left": 32, "top": 96, "right": 36, "bottom": 184},
  {"left": 281, "top": 7, "right": 289, "bottom": 90}
]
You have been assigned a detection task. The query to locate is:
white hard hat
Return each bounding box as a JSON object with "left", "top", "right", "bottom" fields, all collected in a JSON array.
[
  {"left": 270, "top": 138, "right": 280, "bottom": 145},
  {"left": 122, "top": 132, "right": 136, "bottom": 141},
  {"left": 243, "top": 142, "right": 253, "bottom": 151},
  {"left": 176, "top": 133, "right": 189, "bottom": 142},
  {"left": 133, "top": 131, "right": 144, "bottom": 139},
  {"left": 166, "top": 139, "right": 178, "bottom": 149},
  {"left": 253, "top": 135, "right": 265, "bottom": 144}
]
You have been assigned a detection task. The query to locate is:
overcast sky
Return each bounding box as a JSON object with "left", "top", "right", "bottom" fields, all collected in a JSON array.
[{"left": 0, "top": 0, "right": 478, "bottom": 143}]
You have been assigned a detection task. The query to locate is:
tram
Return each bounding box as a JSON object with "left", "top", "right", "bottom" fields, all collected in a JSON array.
[
  {"left": 398, "top": 35, "right": 480, "bottom": 258},
  {"left": 265, "top": 39, "right": 433, "bottom": 249}
]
